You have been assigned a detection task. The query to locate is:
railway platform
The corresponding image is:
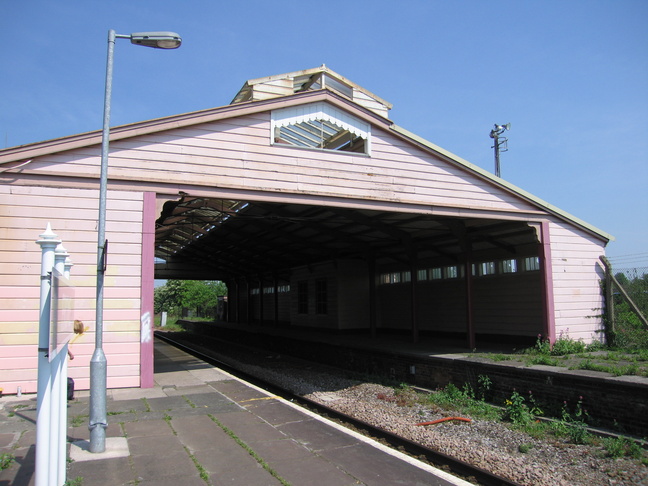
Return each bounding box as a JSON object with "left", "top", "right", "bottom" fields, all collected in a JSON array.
[{"left": 0, "top": 338, "right": 469, "bottom": 486}]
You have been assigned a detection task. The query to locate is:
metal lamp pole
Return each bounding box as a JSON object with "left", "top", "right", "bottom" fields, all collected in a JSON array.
[{"left": 91, "top": 29, "right": 181, "bottom": 453}]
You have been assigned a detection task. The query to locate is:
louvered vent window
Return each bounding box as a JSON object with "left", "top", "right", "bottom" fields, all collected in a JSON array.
[{"left": 271, "top": 102, "right": 370, "bottom": 154}]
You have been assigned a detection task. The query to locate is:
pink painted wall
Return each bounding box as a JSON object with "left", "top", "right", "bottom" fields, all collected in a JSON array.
[
  {"left": 0, "top": 185, "right": 144, "bottom": 394},
  {"left": 547, "top": 219, "right": 607, "bottom": 343}
]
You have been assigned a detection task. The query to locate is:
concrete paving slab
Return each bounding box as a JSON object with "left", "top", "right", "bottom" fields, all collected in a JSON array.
[
  {"left": 69, "top": 437, "right": 130, "bottom": 462},
  {"left": 123, "top": 418, "right": 175, "bottom": 439},
  {"left": 107, "top": 397, "right": 149, "bottom": 414},
  {"left": 245, "top": 437, "right": 313, "bottom": 462},
  {"left": 110, "top": 386, "right": 167, "bottom": 400},
  {"left": 161, "top": 383, "right": 215, "bottom": 396},
  {"left": 128, "top": 434, "right": 186, "bottom": 457},
  {"left": 209, "top": 463, "right": 283, "bottom": 486},
  {"left": 189, "top": 367, "right": 231, "bottom": 382},
  {"left": 210, "top": 379, "right": 270, "bottom": 401},
  {"left": 139, "top": 475, "right": 207, "bottom": 486},
  {"left": 243, "top": 399, "right": 313, "bottom": 426},
  {"left": 183, "top": 391, "right": 240, "bottom": 411},
  {"left": 170, "top": 414, "right": 216, "bottom": 436},
  {"left": 145, "top": 395, "right": 193, "bottom": 411},
  {"left": 320, "top": 441, "right": 455, "bottom": 486},
  {"left": 67, "top": 456, "right": 133, "bottom": 485},
  {"left": 211, "top": 409, "right": 267, "bottom": 430},
  {"left": 131, "top": 451, "right": 199, "bottom": 482},
  {"left": 174, "top": 417, "right": 238, "bottom": 452},
  {"left": 215, "top": 419, "right": 286, "bottom": 444},
  {"left": 154, "top": 370, "right": 205, "bottom": 388},
  {"left": 0, "top": 432, "right": 15, "bottom": 448},
  {"left": 276, "top": 418, "right": 360, "bottom": 451},
  {"left": 16, "top": 430, "right": 36, "bottom": 449},
  {"left": 270, "top": 454, "right": 360, "bottom": 486},
  {"left": 192, "top": 448, "right": 282, "bottom": 486}
]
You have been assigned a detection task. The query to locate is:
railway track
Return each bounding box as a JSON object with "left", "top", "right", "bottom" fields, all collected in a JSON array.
[{"left": 155, "top": 331, "right": 521, "bottom": 486}]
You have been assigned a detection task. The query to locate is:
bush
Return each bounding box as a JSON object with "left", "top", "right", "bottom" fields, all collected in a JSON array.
[
  {"left": 603, "top": 436, "right": 644, "bottom": 460},
  {"left": 551, "top": 335, "right": 587, "bottom": 355}
]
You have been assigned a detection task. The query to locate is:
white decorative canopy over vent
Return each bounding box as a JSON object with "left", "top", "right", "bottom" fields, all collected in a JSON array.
[{"left": 272, "top": 102, "right": 370, "bottom": 154}]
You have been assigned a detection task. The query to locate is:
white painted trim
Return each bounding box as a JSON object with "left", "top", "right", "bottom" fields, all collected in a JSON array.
[{"left": 271, "top": 102, "right": 370, "bottom": 140}]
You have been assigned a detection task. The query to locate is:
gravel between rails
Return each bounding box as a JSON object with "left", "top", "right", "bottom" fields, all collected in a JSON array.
[{"left": 166, "top": 333, "right": 648, "bottom": 486}]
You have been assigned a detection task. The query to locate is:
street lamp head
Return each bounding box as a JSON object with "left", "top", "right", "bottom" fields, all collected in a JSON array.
[{"left": 130, "top": 32, "right": 182, "bottom": 49}]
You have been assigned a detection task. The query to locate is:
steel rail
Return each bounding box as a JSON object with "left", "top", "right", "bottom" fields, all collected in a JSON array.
[{"left": 155, "top": 331, "right": 520, "bottom": 486}]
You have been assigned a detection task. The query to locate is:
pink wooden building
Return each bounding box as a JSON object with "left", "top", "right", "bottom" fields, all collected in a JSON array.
[{"left": 0, "top": 66, "right": 612, "bottom": 395}]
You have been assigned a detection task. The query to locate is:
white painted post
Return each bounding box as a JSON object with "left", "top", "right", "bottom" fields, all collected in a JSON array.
[
  {"left": 54, "top": 244, "right": 69, "bottom": 486},
  {"left": 161, "top": 311, "right": 168, "bottom": 327},
  {"left": 35, "top": 224, "right": 61, "bottom": 486}
]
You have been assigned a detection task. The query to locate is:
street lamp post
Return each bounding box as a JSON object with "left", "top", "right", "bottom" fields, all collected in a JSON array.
[{"left": 90, "top": 29, "right": 181, "bottom": 453}]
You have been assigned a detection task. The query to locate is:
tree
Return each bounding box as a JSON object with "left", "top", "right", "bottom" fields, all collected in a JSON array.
[
  {"left": 154, "top": 279, "right": 183, "bottom": 314},
  {"left": 181, "top": 280, "right": 227, "bottom": 318},
  {"left": 154, "top": 280, "right": 227, "bottom": 319}
]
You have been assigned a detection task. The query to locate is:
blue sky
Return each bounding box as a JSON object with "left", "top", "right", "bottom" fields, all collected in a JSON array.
[{"left": 1, "top": 1, "right": 646, "bottom": 267}]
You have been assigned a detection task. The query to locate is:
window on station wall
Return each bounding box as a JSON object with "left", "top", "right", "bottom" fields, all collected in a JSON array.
[
  {"left": 315, "top": 279, "right": 328, "bottom": 315},
  {"left": 501, "top": 259, "right": 518, "bottom": 274},
  {"left": 298, "top": 281, "right": 308, "bottom": 314},
  {"left": 523, "top": 256, "right": 540, "bottom": 271},
  {"left": 271, "top": 102, "right": 370, "bottom": 154},
  {"left": 417, "top": 269, "right": 428, "bottom": 281},
  {"left": 474, "top": 261, "right": 496, "bottom": 277},
  {"left": 379, "top": 272, "right": 402, "bottom": 284},
  {"left": 444, "top": 266, "right": 460, "bottom": 279},
  {"left": 384, "top": 271, "right": 411, "bottom": 283}
]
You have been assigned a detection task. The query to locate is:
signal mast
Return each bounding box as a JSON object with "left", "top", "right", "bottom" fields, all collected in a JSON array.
[{"left": 489, "top": 123, "right": 510, "bottom": 177}]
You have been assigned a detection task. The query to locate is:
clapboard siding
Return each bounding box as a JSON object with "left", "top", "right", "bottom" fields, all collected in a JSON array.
[
  {"left": 18, "top": 110, "right": 540, "bottom": 217},
  {"left": 0, "top": 184, "right": 145, "bottom": 394},
  {"left": 548, "top": 219, "right": 606, "bottom": 342}
]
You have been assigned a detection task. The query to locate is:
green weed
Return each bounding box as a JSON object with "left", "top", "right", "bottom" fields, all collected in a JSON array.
[
  {"left": 603, "top": 436, "right": 644, "bottom": 460},
  {"left": 525, "top": 354, "right": 559, "bottom": 366},
  {"left": 141, "top": 398, "right": 152, "bottom": 412},
  {"left": 518, "top": 443, "right": 534, "bottom": 453},
  {"left": 70, "top": 414, "right": 88, "bottom": 427},
  {"left": 504, "top": 391, "right": 534, "bottom": 426},
  {"left": 64, "top": 477, "right": 83, "bottom": 486},
  {"left": 0, "top": 453, "right": 14, "bottom": 471},
  {"left": 184, "top": 446, "right": 210, "bottom": 483}
]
